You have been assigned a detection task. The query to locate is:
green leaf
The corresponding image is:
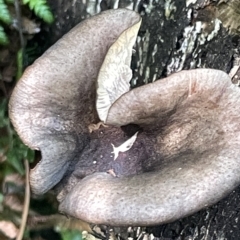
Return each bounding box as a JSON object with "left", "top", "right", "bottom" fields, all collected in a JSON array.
[
  {"left": 22, "top": 0, "right": 30, "bottom": 4},
  {"left": 6, "top": 136, "right": 34, "bottom": 175},
  {"left": 16, "top": 48, "right": 23, "bottom": 80},
  {"left": 0, "top": 0, "right": 12, "bottom": 24},
  {"left": 0, "top": 193, "right": 3, "bottom": 204},
  {"left": 59, "top": 230, "right": 82, "bottom": 240},
  {"left": 0, "top": 99, "right": 9, "bottom": 127},
  {"left": 0, "top": 163, "right": 16, "bottom": 176},
  {"left": 7, "top": 150, "right": 25, "bottom": 175},
  {"left": 0, "top": 25, "right": 9, "bottom": 45},
  {"left": 23, "top": 0, "right": 54, "bottom": 24},
  {"left": 0, "top": 99, "right": 34, "bottom": 174}
]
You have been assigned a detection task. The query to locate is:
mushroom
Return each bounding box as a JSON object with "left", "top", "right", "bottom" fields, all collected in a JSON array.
[
  {"left": 9, "top": 9, "right": 240, "bottom": 227},
  {"left": 58, "top": 67, "right": 240, "bottom": 226},
  {"left": 9, "top": 9, "right": 141, "bottom": 194}
]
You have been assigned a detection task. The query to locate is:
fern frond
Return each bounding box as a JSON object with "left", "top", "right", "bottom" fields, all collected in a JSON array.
[
  {"left": 0, "top": 25, "right": 9, "bottom": 45},
  {"left": 0, "top": 0, "right": 12, "bottom": 25},
  {"left": 23, "top": 0, "right": 54, "bottom": 24}
]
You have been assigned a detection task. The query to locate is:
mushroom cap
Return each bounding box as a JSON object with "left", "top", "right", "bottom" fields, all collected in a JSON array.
[
  {"left": 106, "top": 69, "right": 232, "bottom": 126},
  {"left": 59, "top": 69, "right": 240, "bottom": 226},
  {"left": 8, "top": 9, "right": 141, "bottom": 194}
]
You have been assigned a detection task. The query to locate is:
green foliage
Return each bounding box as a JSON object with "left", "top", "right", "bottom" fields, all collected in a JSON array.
[
  {"left": 0, "top": 25, "right": 8, "bottom": 44},
  {"left": 0, "top": 0, "right": 11, "bottom": 24},
  {"left": 0, "top": 0, "right": 12, "bottom": 45},
  {"left": 0, "top": 0, "right": 54, "bottom": 46},
  {"left": 16, "top": 48, "right": 23, "bottom": 80},
  {"left": 0, "top": 99, "right": 34, "bottom": 176},
  {"left": 59, "top": 229, "right": 83, "bottom": 240},
  {"left": 23, "top": 0, "right": 54, "bottom": 24}
]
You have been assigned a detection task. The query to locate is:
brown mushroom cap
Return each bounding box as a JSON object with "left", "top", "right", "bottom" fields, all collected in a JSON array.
[
  {"left": 8, "top": 9, "right": 141, "bottom": 194},
  {"left": 59, "top": 69, "right": 240, "bottom": 226}
]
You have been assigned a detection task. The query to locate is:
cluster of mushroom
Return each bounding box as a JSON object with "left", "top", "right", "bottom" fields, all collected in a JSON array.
[{"left": 9, "top": 9, "right": 240, "bottom": 226}]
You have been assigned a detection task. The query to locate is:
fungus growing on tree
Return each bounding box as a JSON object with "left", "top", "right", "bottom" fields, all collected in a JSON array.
[
  {"left": 9, "top": 9, "right": 240, "bottom": 226},
  {"left": 9, "top": 9, "right": 141, "bottom": 195}
]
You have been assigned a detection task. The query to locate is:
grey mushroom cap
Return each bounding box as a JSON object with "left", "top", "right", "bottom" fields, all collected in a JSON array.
[
  {"left": 8, "top": 9, "right": 141, "bottom": 194},
  {"left": 59, "top": 69, "right": 240, "bottom": 226}
]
